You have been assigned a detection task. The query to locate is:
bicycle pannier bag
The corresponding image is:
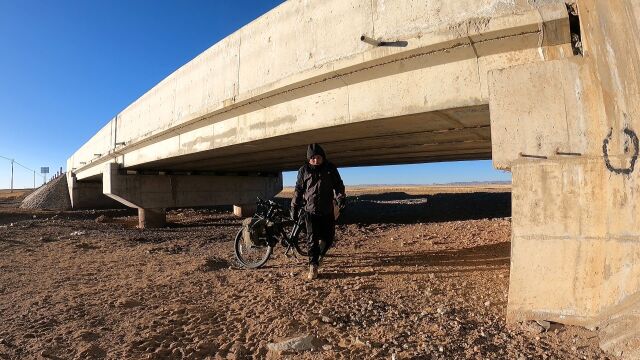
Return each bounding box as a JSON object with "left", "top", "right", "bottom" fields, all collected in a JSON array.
[{"left": 242, "top": 217, "right": 267, "bottom": 246}]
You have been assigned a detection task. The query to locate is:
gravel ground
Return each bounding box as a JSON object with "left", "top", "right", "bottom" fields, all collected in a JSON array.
[
  {"left": 19, "top": 175, "right": 70, "bottom": 210},
  {"left": 0, "top": 188, "right": 613, "bottom": 359}
]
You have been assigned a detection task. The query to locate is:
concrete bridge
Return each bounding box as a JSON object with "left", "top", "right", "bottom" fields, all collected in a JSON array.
[{"left": 67, "top": 0, "right": 640, "bottom": 356}]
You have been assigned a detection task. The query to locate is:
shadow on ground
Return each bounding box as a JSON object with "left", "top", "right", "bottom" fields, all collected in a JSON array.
[
  {"left": 323, "top": 242, "right": 511, "bottom": 279},
  {"left": 337, "top": 191, "right": 511, "bottom": 224}
]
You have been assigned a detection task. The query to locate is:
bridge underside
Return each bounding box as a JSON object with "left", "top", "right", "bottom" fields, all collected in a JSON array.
[
  {"left": 135, "top": 105, "right": 491, "bottom": 173},
  {"left": 66, "top": 0, "right": 640, "bottom": 356}
]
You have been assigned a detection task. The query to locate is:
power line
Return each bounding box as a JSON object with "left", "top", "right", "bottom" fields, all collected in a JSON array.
[
  {"left": 0, "top": 155, "right": 36, "bottom": 172},
  {"left": 0, "top": 155, "right": 40, "bottom": 190}
]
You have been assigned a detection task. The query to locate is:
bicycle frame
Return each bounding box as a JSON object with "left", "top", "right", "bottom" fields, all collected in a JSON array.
[{"left": 255, "top": 198, "right": 306, "bottom": 256}]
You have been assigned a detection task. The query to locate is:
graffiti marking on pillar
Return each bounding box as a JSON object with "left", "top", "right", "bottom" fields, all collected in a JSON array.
[{"left": 602, "top": 127, "right": 639, "bottom": 175}]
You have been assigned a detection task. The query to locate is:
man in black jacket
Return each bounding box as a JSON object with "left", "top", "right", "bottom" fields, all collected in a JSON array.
[{"left": 291, "top": 143, "right": 346, "bottom": 280}]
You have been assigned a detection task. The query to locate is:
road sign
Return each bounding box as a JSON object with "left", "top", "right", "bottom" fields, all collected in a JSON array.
[{"left": 41, "top": 167, "right": 49, "bottom": 174}]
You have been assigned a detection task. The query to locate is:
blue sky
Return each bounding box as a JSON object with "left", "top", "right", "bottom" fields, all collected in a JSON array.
[{"left": 0, "top": 0, "right": 510, "bottom": 189}]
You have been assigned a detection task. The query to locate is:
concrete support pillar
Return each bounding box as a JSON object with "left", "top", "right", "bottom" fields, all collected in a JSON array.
[
  {"left": 488, "top": 1, "right": 640, "bottom": 356},
  {"left": 66, "top": 171, "right": 124, "bottom": 209},
  {"left": 233, "top": 204, "right": 257, "bottom": 217},
  {"left": 102, "top": 163, "right": 282, "bottom": 228},
  {"left": 138, "top": 208, "right": 166, "bottom": 229}
]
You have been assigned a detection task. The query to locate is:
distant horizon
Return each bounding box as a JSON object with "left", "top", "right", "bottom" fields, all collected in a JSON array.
[{"left": 282, "top": 180, "right": 511, "bottom": 188}]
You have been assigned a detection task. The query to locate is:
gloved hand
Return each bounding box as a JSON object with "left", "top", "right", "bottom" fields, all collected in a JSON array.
[
  {"left": 290, "top": 207, "right": 299, "bottom": 221},
  {"left": 336, "top": 195, "right": 347, "bottom": 209}
]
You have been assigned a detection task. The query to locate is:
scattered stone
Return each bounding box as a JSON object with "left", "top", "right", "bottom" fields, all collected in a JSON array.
[
  {"left": 535, "top": 320, "right": 551, "bottom": 332},
  {"left": 40, "top": 349, "right": 55, "bottom": 358},
  {"left": 523, "top": 321, "right": 546, "bottom": 334},
  {"left": 195, "top": 340, "right": 215, "bottom": 354},
  {"left": 153, "top": 347, "right": 171, "bottom": 357},
  {"left": 70, "top": 231, "right": 87, "bottom": 236},
  {"left": 74, "top": 330, "right": 99, "bottom": 342},
  {"left": 20, "top": 175, "right": 71, "bottom": 210},
  {"left": 115, "top": 298, "right": 142, "bottom": 308},
  {"left": 76, "top": 344, "right": 106, "bottom": 359},
  {"left": 338, "top": 338, "right": 350, "bottom": 348},
  {"left": 267, "top": 335, "right": 320, "bottom": 354},
  {"left": 39, "top": 236, "right": 56, "bottom": 242},
  {"left": 94, "top": 215, "right": 110, "bottom": 223},
  {"left": 200, "top": 257, "right": 230, "bottom": 271},
  {"left": 353, "top": 337, "right": 367, "bottom": 347},
  {"left": 74, "top": 242, "right": 97, "bottom": 250}
]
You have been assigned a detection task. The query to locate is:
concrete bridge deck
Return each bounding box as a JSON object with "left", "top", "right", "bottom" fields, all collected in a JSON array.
[
  {"left": 66, "top": 0, "right": 640, "bottom": 357},
  {"left": 68, "top": 0, "right": 570, "bottom": 179}
]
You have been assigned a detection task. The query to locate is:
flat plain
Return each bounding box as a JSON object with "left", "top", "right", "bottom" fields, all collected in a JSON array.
[{"left": 0, "top": 185, "right": 610, "bottom": 359}]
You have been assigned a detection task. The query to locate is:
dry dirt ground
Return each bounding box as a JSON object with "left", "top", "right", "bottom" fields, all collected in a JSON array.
[
  {"left": 0, "top": 186, "right": 612, "bottom": 359},
  {"left": 0, "top": 189, "right": 32, "bottom": 207}
]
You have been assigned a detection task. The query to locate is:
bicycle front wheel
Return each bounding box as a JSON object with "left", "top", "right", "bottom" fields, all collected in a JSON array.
[{"left": 234, "top": 228, "right": 273, "bottom": 269}]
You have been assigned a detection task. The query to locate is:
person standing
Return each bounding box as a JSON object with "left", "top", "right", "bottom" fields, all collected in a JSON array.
[{"left": 291, "top": 143, "right": 346, "bottom": 280}]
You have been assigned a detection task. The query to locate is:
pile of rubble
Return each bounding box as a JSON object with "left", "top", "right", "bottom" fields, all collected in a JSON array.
[{"left": 20, "top": 175, "right": 71, "bottom": 210}]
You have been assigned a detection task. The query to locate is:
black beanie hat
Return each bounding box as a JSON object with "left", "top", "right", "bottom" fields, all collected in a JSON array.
[{"left": 307, "top": 143, "right": 326, "bottom": 160}]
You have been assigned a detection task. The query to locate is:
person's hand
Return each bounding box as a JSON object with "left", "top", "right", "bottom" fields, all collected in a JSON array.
[
  {"left": 290, "top": 207, "right": 299, "bottom": 221},
  {"left": 336, "top": 196, "right": 347, "bottom": 209}
]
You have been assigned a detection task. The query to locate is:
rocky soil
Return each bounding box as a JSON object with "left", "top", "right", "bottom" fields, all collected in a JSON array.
[
  {"left": 0, "top": 188, "right": 612, "bottom": 359},
  {"left": 19, "top": 175, "right": 70, "bottom": 210}
]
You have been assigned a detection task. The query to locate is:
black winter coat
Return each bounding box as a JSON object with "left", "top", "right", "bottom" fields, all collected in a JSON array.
[{"left": 291, "top": 162, "right": 346, "bottom": 216}]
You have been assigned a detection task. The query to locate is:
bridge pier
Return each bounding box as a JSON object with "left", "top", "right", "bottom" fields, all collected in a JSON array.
[
  {"left": 66, "top": 172, "right": 123, "bottom": 210},
  {"left": 490, "top": 1, "right": 640, "bottom": 355},
  {"left": 102, "top": 163, "right": 282, "bottom": 228},
  {"left": 233, "top": 204, "right": 257, "bottom": 217},
  {"left": 138, "top": 208, "right": 166, "bottom": 229}
]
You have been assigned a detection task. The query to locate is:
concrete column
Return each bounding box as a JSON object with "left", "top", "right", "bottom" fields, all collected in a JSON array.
[
  {"left": 138, "top": 208, "right": 166, "bottom": 229},
  {"left": 66, "top": 171, "right": 124, "bottom": 210},
  {"left": 233, "top": 204, "right": 257, "bottom": 217},
  {"left": 488, "top": 1, "right": 640, "bottom": 355},
  {"left": 102, "top": 163, "right": 282, "bottom": 228}
]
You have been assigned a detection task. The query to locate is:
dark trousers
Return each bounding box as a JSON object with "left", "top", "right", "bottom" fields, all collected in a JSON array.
[{"left": 305, "top": 212, "right": 335, "bottom": 266}]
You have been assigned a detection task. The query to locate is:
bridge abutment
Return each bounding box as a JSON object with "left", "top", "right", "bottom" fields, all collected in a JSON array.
[
  {"left": 490, "top": 1, "right": 640, "bottom": 355},
  {"left": 233, "top": 204, "right": 257, "bottom": 217},
  {"left": 67, "top": 172, "right": 123, "bottom": 210},
  {"left": 102, "top": 163, "right": 282, "bottom": 228}
]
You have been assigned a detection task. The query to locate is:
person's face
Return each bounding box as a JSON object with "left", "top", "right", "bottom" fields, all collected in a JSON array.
[{"left": 309, "top": 155, "right": 324, "bottom": 166}]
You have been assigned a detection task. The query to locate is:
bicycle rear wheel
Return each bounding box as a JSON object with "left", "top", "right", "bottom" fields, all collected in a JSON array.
[{"left": 234, "top": 228, "right": 273, "bottom": 268}]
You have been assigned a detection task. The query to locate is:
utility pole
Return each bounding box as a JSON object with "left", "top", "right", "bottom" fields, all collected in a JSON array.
[
  {"left": 10, "top": 159, "right": 14, "bottom": 193},
  {"left": 33, "top": 170, "right": 36, "bottom": 189}
]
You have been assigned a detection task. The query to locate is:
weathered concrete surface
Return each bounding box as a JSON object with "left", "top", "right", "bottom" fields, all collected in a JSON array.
[
  {"left": 65, "top": 0, "right": 640, "bottom": 355},
  {"left": 233, "top": 204, "right": 257, "bottom": 218},
  {"left": 489, "top": 0, "right": 640, "bottom": 357},
  {"left": 67, "top": 172, "right": 123, "bottom": 210},
  {"left": 67, "top": 0, "right": 572, "bottom": 181},
  {"left": 138, "top": 208, "right": 166, "bottom": 229},
  {"left": 103, "top": 163, "right": 282, "bottom": 210}
]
